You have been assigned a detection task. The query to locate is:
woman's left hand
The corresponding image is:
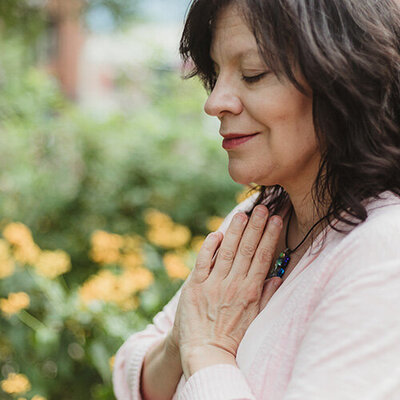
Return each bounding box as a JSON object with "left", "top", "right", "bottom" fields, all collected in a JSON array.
[{"left": 173, "top": 205, "right": 283, "bottom": 377}]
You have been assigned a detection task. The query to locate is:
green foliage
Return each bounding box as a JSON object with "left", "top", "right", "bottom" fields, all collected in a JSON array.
[
  {"left": 0, "top": 0, "right": 139, "bottom": 45},
  {"left": 0, "top": 0, "right": 47, "bottom": 43},
  {"left": 0, "top": 37, "right": 245, "bottom": 399}
]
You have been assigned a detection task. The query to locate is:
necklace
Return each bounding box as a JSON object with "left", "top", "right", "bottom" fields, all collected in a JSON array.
[{"left": 267, "top": 206, "right": 327, "bottom": 279}]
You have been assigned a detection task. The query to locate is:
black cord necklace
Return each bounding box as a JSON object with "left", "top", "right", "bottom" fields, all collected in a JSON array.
[{"left": 267, "top": 206, "right": 328, "bottom": 279}]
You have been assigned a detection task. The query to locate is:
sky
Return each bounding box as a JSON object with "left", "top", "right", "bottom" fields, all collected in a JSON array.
[
  {"left": 87, "top": 0, "right": 191, "bottom": 32},
  {"left": 138, "top": 0, "right": 190, "bottom": 23}
]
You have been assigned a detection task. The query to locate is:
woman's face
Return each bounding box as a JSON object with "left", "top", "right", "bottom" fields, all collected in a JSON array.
[{"left": 204, "top": 4, "right": 321, "bottom": 192}]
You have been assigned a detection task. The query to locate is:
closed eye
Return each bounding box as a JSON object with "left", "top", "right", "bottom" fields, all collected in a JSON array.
[{"left": 242, "top": 72, "right": 268, "bottom": 84}]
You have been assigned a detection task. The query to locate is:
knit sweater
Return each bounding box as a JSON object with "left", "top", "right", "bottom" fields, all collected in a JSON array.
[{"left": 113, "top": 191, "right": 400, "bottom": 400}]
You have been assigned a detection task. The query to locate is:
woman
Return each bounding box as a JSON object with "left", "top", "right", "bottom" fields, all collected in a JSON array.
[{"left": 113, "top": 0, "right": 400, "bottom": 399}]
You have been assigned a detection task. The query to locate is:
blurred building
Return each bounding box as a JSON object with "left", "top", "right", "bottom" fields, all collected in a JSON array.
[
  {"left": 35, "top": 0, "right": 184, "bottom": 111},
  {"left": 78, "top": 22, "right": 183, "bottom": 115},
  {"left": 42, "top": 0, "right": 84, "bottom": 99}
]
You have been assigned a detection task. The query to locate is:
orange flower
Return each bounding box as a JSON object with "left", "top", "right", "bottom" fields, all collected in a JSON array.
[
  {"left": 34, "top": 250, "right": 71, "bottom": 279},
  {"left": 145, "top": 209, "right": 191, "bottom": 249},
  {"left": 0, "top": 292, "right": 30, "bottom": 316},
  {"left": 3, "top": 223, "right": 34, "bottom": 247},
  {"left": 163, "top": 251, "right": 191, "bottom": 280},
  {"left": 90, "top": 230, "right": 124, "bottom": 265},
  {"left": 0, "top": 373, "right": 31, "bottom": 394}
]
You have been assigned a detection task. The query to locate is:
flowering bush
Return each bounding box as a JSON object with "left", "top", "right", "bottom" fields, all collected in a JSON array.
[
  {"left": 0, "top": 38, "right": 255, "bottom": 399},
  {"left": 0, "top": 204, "right": 253, "bottom": 399}
]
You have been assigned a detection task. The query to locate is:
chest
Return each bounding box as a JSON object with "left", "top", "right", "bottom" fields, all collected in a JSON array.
[{"left": 236, "top": 263, "right": 324, "bottom": 399}]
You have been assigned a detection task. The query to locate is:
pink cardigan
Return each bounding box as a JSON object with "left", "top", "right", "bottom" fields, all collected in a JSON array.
[{"left": 113, "top": 191, "right": 400, "bottom": 400}]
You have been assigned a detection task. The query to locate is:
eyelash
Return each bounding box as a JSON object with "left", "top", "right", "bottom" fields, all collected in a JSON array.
[{"left": 242, "top": 73, "right": 268, "bottom": 83}]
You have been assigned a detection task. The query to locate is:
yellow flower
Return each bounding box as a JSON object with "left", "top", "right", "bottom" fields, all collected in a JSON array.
[
  {"left": 0, "top": 292, "right": 30, "bottom": 316},
  {"left": 32, "top": 395, "right": 47, "bottom": 400},
  {"left": 2, "top": 222, "right": 41, "bottom": 265},
  {"left": 144, "top": 209, "right": 171, "bottom": 227},
  {"left": 163, "top": 251, "right": 191, "bottom": 280},
  {"left": 0, "top": 239, "right": 15, "bottom": 279},
  {"left": 206, "top": 216, "right": 224, "bottom": 232},
  {"left": 120, "top": 251, "right": 143, "bottom": 269},
  {"left": 0, "top": 373, "right": 31, "bottom": 394},
  {"left": 191, "top": 235, "right": 206, "bottom": 253},
  {"left": 121, "top": 267, "right": 154, "bottom": 292},
  {"left": 34, "top": 250, "right": 71, "bottom": 279},
  {"left": 109, "top": 355, "right": 115, "bottom": 371},
  {"left": 119, "top": 296, "right": 140, "bottom": 311},
  {"left": 0, "top": 239, "right": 11, "bottom": 258},
  {"left": 13, "top": 242, "right": 41, "bottom": 265},
  {"left": 90, "top": 230, "right": 124, "bottom": 265},
  {"left": 145, "top": 209, "right": 191, "bottom": 249},
  {"left": 79, "top": 270, "right": 118, "bottom": 304},
  {"left": 79, "top": 267, "right": 150, "bottom": 310},
  {"left": 3, "top": 223, "right": 34, "bottom": 247},
  {"left": 147, "top": 225, "right": 191, "bottom": 249}
]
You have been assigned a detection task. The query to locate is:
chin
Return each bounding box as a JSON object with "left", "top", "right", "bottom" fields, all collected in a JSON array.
[{"left": 227, "top": 164, "right": 256, "bottom": 186}]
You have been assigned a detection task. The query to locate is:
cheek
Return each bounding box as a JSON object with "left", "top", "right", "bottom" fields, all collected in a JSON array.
[{"left": 247, "top": 84, "right": 312, "bottom": 127}]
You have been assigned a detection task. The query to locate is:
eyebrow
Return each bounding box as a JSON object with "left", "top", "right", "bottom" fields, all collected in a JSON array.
[{"left": 210, "top": 48, "right": 261, "bottom": 64}]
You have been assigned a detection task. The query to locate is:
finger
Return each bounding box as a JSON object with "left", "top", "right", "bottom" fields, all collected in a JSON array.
[
  {"left": 209, "top": 212, "right": 248, "bottom": 280},
  {"left": 227, "top": 205, "right": 269, "bottom": 278},
  {"left": 246, "top": 216, "right": 283, "bottom": 281},
  {"left": 192, "top": 231, "right": 223, "bottom": 283},
  {"left": 259, "top": 277, "right": 282, "bottom": 311}
]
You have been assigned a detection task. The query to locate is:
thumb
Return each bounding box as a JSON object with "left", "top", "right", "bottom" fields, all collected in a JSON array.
[{"left": 191, "top": 232, "right": 223, "bottom": 283}]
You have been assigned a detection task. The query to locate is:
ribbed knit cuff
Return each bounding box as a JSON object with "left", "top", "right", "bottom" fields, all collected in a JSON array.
[
  {"left": 178, "top": 364, "right": 255, "bottom": 400},
  {"left": 127, "top": 336, "right": 166, "bottom": 400}
]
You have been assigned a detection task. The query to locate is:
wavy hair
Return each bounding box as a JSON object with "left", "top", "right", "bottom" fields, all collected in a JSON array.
[{"left": 180, "top": 0, "right": 400, "bottom": 230}]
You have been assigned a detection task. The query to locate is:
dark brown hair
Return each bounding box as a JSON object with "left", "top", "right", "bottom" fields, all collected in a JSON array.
[{"left": 180, "top": 0, "right": 400, "bottom": 230}]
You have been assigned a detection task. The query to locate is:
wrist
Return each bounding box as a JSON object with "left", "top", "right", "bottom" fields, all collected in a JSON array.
[
  {"left": 164, "top": 331, "right": 181, "bottom": 360},
  {"left": 181, "top": 345, "right": 237, "bottom": 380}
]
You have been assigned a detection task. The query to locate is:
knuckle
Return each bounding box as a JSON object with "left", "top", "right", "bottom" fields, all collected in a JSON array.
[
  {"left": 219, "top": 248, "right": 235, "bottom": 262},
  {"left": 246, "top": 281, "right": 261, "bottom": 303},
  {"left": 251, "top": 270, "right": 268, "bottom": 281},
  {"left": 257, "top": 246, "right": 274, "bottom": 264},
  {"left": 248, "top": 218, "right": 264, "bottom": 230},
  {"left": 195, "top": 253, "right": 212, "bottom": 270},
  {"left": 195, "top": 257, "right": 209, "bottom": 270},
  {"left": 224, "top": 281, "right": 239, "bottom": 300},
  {"left": 229, "top": 214, "right": 247, "bottom": 233},
  {"left": 239, "top": 243, "right": 256, "bottom": 257}
]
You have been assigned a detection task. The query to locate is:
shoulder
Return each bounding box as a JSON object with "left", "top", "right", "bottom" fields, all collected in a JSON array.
[
  {"left": 321, "top": 191, "right": 400, "bottom": 290},
  {"left": 348, "top": 191, "right": 400, "bottom": 248}
]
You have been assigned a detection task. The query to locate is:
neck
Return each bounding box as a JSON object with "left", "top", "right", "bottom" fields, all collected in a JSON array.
[{"left": 284, "top": 185, "right": 329, "bottom": 248}]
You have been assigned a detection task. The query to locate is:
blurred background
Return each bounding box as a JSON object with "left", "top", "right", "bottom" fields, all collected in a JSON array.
[{"left": 0, "top": 0, "right": 251, "bottom": 399}]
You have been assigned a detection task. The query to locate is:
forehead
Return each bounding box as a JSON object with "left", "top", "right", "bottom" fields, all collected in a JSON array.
[{"left": 210, "top": 4, "right": 260, "bottom": 62}]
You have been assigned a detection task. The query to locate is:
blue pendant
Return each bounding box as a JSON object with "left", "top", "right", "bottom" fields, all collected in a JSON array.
[{"left": 268, "top": 248, "right": 291, "bottom": 278}]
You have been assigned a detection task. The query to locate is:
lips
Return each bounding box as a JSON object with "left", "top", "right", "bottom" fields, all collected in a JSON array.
[
  {"left": 221, "top": 132, "right": 260, "bottom": 150},
  {"left": 221, "top": 133, "right": 259, "bottom": 139}
]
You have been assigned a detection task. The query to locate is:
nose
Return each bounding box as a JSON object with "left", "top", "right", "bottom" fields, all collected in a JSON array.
[{"left": 204, "top": 75, "right": 243, "bottom": 119}]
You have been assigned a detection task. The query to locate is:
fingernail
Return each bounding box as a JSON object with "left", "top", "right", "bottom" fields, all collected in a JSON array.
[
  {"left": 271, "top": 217, "right": 282, "bottom": 227},
  {"left": 236, "top": 212, "right": 247, "bottom": 224},
  {"left": 273, "top": 278, "right": 282, "bottom": 288},
  {"left": 209, "top": 232, "right": 220, "bottom": 240},
  {"left": 254, "top": 206, "right": 267, "bottom": 217}
]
